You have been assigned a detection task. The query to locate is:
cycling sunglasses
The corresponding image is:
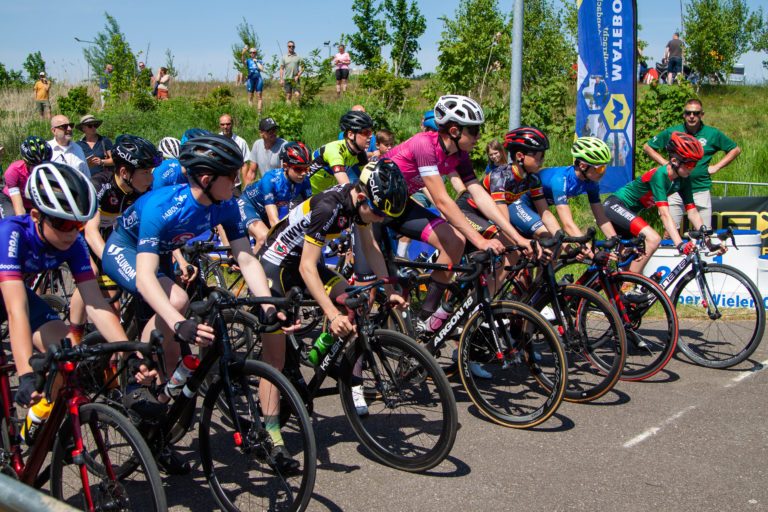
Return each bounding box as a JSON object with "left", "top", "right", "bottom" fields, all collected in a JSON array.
[
  {"left": 366, "top": 198, "right": 386, "bottom": 218},
  {"left": 46, "top": 216, "right": 84, "bottom": 232},
  {"left": 463, "top": 125, "right": 481, "bottom": 137}
]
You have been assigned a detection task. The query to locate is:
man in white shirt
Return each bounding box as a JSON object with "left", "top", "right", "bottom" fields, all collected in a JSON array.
[
  {"left": 245, "top": 117, "right": 285, "bottom": 185},
  {"left": 48, "top": 115, "right": 90, "bottom": 177},
  {"left": 218, "top": 113, "right": 249, "bottom": 187}
]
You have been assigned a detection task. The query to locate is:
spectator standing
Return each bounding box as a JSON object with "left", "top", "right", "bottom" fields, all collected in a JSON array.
[
  {"left": 279, "top": 41, "right": 303, "bottom": 103},
  {"left": 75, "top": 114, "right": 114, "bottom": 175},
  {"left": 156, "top": 67, "right": 171, "bottom": 100},
  {"left": 332, "top": 44, "right": 351, "bottom": 98},
  {"left": 48, "top": 115, "right": 90, "bottom": 177},
  {"left": 643, "top": 98, "right": 741, "bottom": 229},
  {"left": 245, "top": 118, "right": 286, "bottom": 185},
  {"left": 241, "top": 46, "right": 265, "bottom": 115},
  {"left": 99, "top": 64, "right": 113, "bottom": 108},
  {"left": 665, "top": 33, "right": 684, "bottom": 84},
  {"left": 33, "top": 72, "right": 51, "bottom": 120},
  {"left": 218, "top": 113, "right": 250, "bottom": 185}
]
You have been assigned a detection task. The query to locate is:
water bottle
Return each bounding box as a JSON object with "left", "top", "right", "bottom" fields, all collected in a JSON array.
[
  {"left": 650, "top": 270, "right": 663, "bottom": 283},
  {"left": 159, "top": 355, "right": 200, "bottom": 403},
  {"left": 22, "top": 397, "right": 53, "bottom": 446},
  {"left": 307, "top": 332, "right": 334, "bottom": 366},
  {"left": 425, "top": 302, "right": 454, "bottom": 333}
]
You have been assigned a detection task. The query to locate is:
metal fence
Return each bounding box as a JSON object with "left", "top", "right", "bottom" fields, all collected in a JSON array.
[
  {"left": 0, "top": 473, "right": 77, "bottom": 512},
  {"left": 712, "top": 180, "right": 768, "bottom": 196}
]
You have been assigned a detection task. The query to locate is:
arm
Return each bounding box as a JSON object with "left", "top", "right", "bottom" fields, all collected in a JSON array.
[
  {"left": 10, "top": 194, "right": 26, "bottom": 216},
  {"left": 330, "top": 165, "right": 350, "bottom": 186},
  {"left": 643, "top": 143, "right": 667, "bottom": 166},
  {"left": 708, "top": 146, "right": 741, "bottom": 175},
  {"left": 589, "top": 202, "right": 618, "bottom": 238},
  {"left": 465, "top": 180, "right": 529, "bottom": 246},
  {"left": 78, "top": 279, "right": 128, "bottom": 342},
  {"left": 299, "top": 242, "right": 339, "bottom": 319},
  {"left": 1, "top": 280, "right": 35, "bottom": 375},
  {"left": 296, "top": 61, "right": 304, "bottom": 79},
  {"left": 264, "top": 204, "right": 280, "bottom": 227},
  {"left": 356, "top": 224, "right": 400, "bottom": 299},
  {"left": 231, "top": 237, "right": 275, "bottom": 316},
  {"left": 555, "top": 204, "right": 583, "bottom": 237},
  {"left": 240, "top": 47, "right": 248, "bottom": 66},
  {"left": 136, "top": 252, "right": 186, "bottom": 327},
  {"left": 657, "top": 205, "right": 684, "bottom": 246},
  {"left": 423, "top": 174, "right": 490, "bottom": 248},
  {"left": 83, "top": 212, "right": 105, "bottom": 260},
  {"left": 279, "top": 60, "right": 285, "bottom": 81},
  {"left": 533, "top": 196, "right": 560, "bottom": 235}
]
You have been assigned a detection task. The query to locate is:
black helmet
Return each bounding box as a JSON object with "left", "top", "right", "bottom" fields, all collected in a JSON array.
[
  {"left": 503, "top": 126, "right": 550, "bottom": 154},
  {"left": 339, "top": 111, "right": 374, "bottom": 133},
  {"left": 358, "top": 158, "right": 408, "bottom": 218},
  {"left": 181, "top": 128, "right": 213, "bottom": 145},
  {"left": 20, "top": 136, "right": 52, "bottom": 165},
  {"left": 178, "top": 134, "right": 244, "bottom": 177},
  {"left": 112, "top": 134, "right": 162, "bottom": 169},
  {"left": 280, "top": 141, "right": 312, "bottom": 166},
  {"left": 26, "top": 162, "right": 97, "bottom": 221}
]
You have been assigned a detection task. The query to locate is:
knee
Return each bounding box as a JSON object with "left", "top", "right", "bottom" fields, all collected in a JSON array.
[
  {"left": 169, "top": 287, "right": 190, "bottom": 313},
  {"left": 645, "top": 231, "right": 662, "bottom": 251}
]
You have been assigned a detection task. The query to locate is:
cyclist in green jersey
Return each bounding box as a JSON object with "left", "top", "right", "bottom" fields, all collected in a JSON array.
[{"left": 308, "top": 110, "right": 371, "bottom": 194}]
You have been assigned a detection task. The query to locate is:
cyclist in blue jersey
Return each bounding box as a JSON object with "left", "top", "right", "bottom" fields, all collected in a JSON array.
[
  {"left": 0, "top": 163, "right": 148, "bottom": 407},
  {"left": 239, "top": 141, "right": 312, "bottom": 252},
  {"left": 538, "top": 137, "right": 618, "bottom": 239},
  {"left": 241, "top": 46, "right": 265, "bottom": 114},
  {"left": 153, "top": 129, "right": 212, "bottom": 189}
]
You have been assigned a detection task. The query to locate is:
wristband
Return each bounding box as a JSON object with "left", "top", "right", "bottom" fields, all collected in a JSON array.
[{"left": 329, "top": 314, "right": 343, "bottom": 325}]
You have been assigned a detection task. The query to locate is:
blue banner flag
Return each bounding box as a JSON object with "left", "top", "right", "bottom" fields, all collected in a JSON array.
[{"left": 576, "top": 0, "right": 637, "bottom": 193}]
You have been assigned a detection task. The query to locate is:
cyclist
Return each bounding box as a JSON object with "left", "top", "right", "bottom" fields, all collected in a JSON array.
[
  {"left": 383, "top": 97, "right": 533, "bottom": 332},
  {"left": 0, "top": 136, "right": 52, "bottom": 218},
  {"left": 260, "top": 158, "right": 409, "bottom": 415},
  {"left": 239, "top": 141, "right": 312, "bottom": 252},
  {"left": 68, "top": 135, "right": 161, "bottom": 341},
  {"left": 310, "top": 110, "right": 372, "bottom": 194},
  {"left": 152, "top": 129, "right": 211, "bottom": 189},
  {"left": 537, "top": 136, "right": 618, "bottom": 239},
  {"left": 101, "top": 135, "right": 297, "bottom": 472},
  {"left": 603, "top": 131, "right": 712, "bottom": 276},
  {"left": 0, "top": 163, "right": 148, "bottom": 408}
]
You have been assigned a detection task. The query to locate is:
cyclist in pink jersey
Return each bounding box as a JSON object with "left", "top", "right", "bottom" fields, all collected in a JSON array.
[
  {"left": 0, "top": 136, "right": 52, "bottom": 218},
  {"left": 384, "top": 95, "right": 533, "bottom": 333}
]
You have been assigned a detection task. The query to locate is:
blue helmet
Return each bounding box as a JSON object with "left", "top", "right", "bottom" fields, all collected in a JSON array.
[
  {"left": 422, "top": 110, "right": 438, "bottom": 132},
  {"left": 181, "top": 128, "right": 213, "bottom": 145}
]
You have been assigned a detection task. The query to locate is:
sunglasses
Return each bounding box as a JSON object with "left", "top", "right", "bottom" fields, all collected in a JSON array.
[
  {"left": 366, "top": 198, "right": 386, "bottom": 218},
  {"left": 288, "top": 45, "right": 295, "bottom": 49},
  {"left": 681, "top": 159, "right": 697, "bottom": 169},
  {"left": 463, "top": 125, "right": 481, "bottom": 137},
  {"left": 684, "top": 110, "right": 702, "bottom": 117},
  {"left": 591, "top": 164, "right": 607, "bottom": 176},
  {"left": 83, "top": 123, "right": 98, "bottom": 128},
  {"left": 357, "top": 129, "right": 373, "bottom": 137},
  {"left": 288, "top": 164, "right": 310, "bottom": 173},
  {"left": 219, "top": 122, "right": 232, "bottom": 126},
  {"left": 55, "top": 123, "right": 74, "bottom": 130},
  {"left": 46, "top": 216, "right": 84, "bottom": 232}
]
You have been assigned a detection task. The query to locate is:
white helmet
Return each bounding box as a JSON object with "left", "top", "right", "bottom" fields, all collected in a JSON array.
[
  {"left": 158, "top": 136, "right": 181, "bottom": 159},
  {"left": 434, "top": 95, "right": 485, "bottom": 126},
  {"left": 25, "top": 162, "right": 97, "bottom": 222}
]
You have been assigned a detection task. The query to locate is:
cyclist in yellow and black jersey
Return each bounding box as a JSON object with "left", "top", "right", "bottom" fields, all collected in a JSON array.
[{"left": 308, "top": 110, "right": 371, "bottom": 194}]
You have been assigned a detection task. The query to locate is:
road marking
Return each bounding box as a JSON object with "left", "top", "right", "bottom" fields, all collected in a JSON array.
[
  {"left": 623, "top": 406, "right": 696, "bottom": 448},
  {"left": 725, "top": 358, "right": 768, "bottom": 388}
]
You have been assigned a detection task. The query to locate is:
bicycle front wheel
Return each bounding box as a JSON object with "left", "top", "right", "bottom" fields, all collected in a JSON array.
[
  {"left": 200, "top": 360, "right": 316, "bottom": 512},
  {"left": 672, "top": 263, "right": 765, "bottom": 368},
  {"left": 339, "top": 329, "right": 458, "bottom": 472},
  {"left": 458, "top": 301, "right": 567, "bottom": 428},
  {"left": 50, "top": 402, "right": 166, "bottom": 512}
]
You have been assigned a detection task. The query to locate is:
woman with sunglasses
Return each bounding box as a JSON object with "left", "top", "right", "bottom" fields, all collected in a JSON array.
[
  {"left": 75, "top": 114, "right": 114, "bottom": 175},
  {"left": 603, "top": 132, "right": 710, "bottom": 276},
  {"left": 537, "top": 136, "right": 618, "bottom": 241},
  {"left": 239, "top": 141, "right": 312, "bottom": 252},
  {"left": 0, "top": 162, "right": 147, "bottom": 408}
]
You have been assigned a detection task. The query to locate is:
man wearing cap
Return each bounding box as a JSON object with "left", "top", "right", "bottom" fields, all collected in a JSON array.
[
  {"left": 48, "top": 115, "right": 90, "bottom": 177},
  {"left": 76, "top": 115, "right": 114, "bottom": 175},
  {"left": 245, "top": 118, "right": 286, "bottom": 185},
  {"left": 33, "top": 72, "right": 51, "bottom": 120},
  {"left": 240, "top": 46, "right": 265, "bottom": 115}
]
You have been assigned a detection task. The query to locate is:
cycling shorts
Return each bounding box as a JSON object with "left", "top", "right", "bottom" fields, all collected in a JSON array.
[
  {"left": 508, "top": 195, "right": 544, "bottom": 237},
  {"left": 0, "top": 287, "right": 60, "bottom": 332},
  {"left": 102, "top": 234, "right": 174, "bottom": 295},
  {"left": 262, "top": 259, "right": 343, "bottom": 298},
  {"left": 246, "top": 75, "right": 263, "bottom": 93},
  {"left": 456, "top": 192, "right": 499, "bottom": 252},
  {"left": 603, "top": 195, "right": 649, "bottom": 237}
]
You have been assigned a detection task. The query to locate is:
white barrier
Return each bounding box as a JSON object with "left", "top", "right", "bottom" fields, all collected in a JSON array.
[{"left": 758, "top": 256, "right": 768, "bottom": 300}]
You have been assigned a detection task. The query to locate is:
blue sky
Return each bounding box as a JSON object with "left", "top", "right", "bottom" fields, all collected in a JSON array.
[{"left": 1, "top": 0, "right": 765, "bottom": 83}]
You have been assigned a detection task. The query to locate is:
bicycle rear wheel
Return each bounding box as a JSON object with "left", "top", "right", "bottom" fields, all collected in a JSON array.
[
  {"left": 50, "top": 402, "right": 166, "bottom": 512},
  {"left": 458, "top": 301, "right": 567, "bottom": 428},
  {"left": 672, "top": 263, "right": 765, "bottom": 368},
  {"left": 200, "top": 360, "right": 316, "bottom": 512},
  {"left": 339, "top": 329, "right": 457, "bottom": 472}
]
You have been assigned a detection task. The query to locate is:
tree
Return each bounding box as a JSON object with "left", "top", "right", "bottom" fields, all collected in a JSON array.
[
  {"left": 683, "top": 0, "right": 764, "bottom": 80},
  {"left": 23, "top": 52, "right": 46, "bottom": 82},
  {"left": 384, "top": 0, "right": 427, "bottom": 77},
  {"left": 0, "top": 63, "right": 25, "bottom": 89},
  {"left": 231, "top": 18, "right": 262, "bottom": 78},
  {"left": 516, "top": 0, "right": 575, "bottom": 88},
  {"left": 83, "top": 13, "right": 136, "bottom": 97},
  {"left": 346, "top": 0, "right": 390, "bottom": 70},
  {"left": 164, "top": 48, "right": 178, "bottom": 78}
]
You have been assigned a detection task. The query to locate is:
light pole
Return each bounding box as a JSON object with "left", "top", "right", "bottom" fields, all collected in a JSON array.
[
  {"left": 324, "top": 41, "right": 332, "bottom": 59},
  {"left": 74, "top": 37, "right": 97, "bottom": 84},
  {"left": 508, "top": 0, "right": 524, "bottom": 130}
]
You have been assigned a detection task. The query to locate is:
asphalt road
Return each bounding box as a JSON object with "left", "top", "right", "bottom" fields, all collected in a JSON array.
[{"left": 166, "top": 335, "right": 768, "bottom": 512}]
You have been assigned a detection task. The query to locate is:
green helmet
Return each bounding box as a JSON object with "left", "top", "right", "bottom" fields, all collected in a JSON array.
[{"left": 571, "top": 137, "right": 611, "bottom": 165}]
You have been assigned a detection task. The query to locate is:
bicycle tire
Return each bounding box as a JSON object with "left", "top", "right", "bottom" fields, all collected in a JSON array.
[
  {"left": 50, "top": 402, "right": 166, "bottom": 512},
  {"left": 338, "top": 329, "right": 457, "bottom": 472},
  {"left": 671, "top": 263, "right": 765, "bottom": 368},
  {"left": 200, "top": 360, "right": 316, "bottom": 512},
  {"left": 458, "top": 300, "right": 567, "bottom": 428},
  {"left": 533, "top": 285, "right": 627, "bottom": 403},
  {"left": 597, "top": 271, "right": 679, "bottom": 381}
]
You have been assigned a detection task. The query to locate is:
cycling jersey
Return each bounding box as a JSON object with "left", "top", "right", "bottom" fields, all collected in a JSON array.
[
  {"left": 465, "top": 163, "right": 543, "bottom": 210},
  {"left": 384, "top": 131, "right": 478, "bottom": 196},
  {"left": 246, "top": 58, "right": 263, "bottom": 79},
  {"left": 152, "top": 159, "right": 185, "bottom": 189},
  {"left": 239, "top": 168, "right": 312, "bottom": 228},
  {"left": 612, "top": 167, "right": 695, "bottom": 213},
  {"left": 0, "top": 215, "right": 94, "bottom": 284},
  {"left": 537, "top": 166, "right": 601, "bottom": 206},
  {"left": 261, "top": 183, "right": 361, "bottom": 267},
  {"left": 91, "top": 170, "right": 142, "bottom": 238},
  {"left": 1, "top": 160, "right": 34, "bottom": 210},
  {"left": 308, "top": 140, "right": 367, "bottom": 194}
]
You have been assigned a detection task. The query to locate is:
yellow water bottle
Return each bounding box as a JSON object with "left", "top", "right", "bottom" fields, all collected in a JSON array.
[{"left": 22, "top": 397, "right": 53, "bottom": 446}]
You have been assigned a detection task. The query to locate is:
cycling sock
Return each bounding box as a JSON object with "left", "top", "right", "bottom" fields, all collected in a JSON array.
[
  {"left": 420, "top": 280, "right": 449, "bottom": 320},
  {"left": 396, "top": 239, "right": 410, "bottom": 258},
  {"left": 264, "top": 415, "right": 284, "bottom": 446},
  {"left": 68, "top": 323, "right": 86, "bottom": 345}
]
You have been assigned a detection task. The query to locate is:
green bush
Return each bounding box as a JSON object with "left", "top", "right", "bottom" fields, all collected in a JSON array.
[{"left": 57, "top": 86, "right": 93, "bottom": 118}]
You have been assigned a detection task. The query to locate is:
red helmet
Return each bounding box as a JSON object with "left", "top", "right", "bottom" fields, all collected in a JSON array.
[
  {"left": 666, "top": 132, "right": 703, "bottom": 162},
  {"left": 503, "top": 126, "right": 550, "bottom": 154},
  {"left": 280, "top": 141, "right": 312, "bottom": 166}
]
